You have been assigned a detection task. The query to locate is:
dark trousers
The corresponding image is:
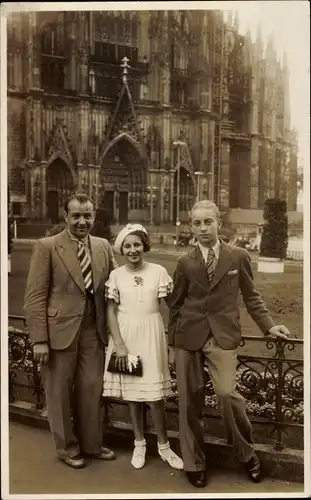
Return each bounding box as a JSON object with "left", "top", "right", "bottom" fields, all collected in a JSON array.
[
  {"left": 175, "top": 336, "right": 254, "bottom": 472},
  {"left": 41, "top": 296, "right": 104, "bottom": 458}
]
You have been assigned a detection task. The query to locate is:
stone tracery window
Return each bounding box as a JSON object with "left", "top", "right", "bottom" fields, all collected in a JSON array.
[
  {"left": 40, "top": 16, "right": 67, "bottom": 91},
  {"left": 171, "top": 41, "right": 188, "bottom": 72},
  {"left": 91, "top": 12, "right": 141, "bottom": 99},
  {"left": 92, "top": 12, "right": 139, "bottom": 58}
]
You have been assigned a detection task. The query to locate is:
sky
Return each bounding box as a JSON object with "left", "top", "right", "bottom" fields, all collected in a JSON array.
[{"left": 225, "top": 1, "right": 310, "bottom": 170}]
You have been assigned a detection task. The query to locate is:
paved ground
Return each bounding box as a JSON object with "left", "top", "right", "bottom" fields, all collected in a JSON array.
[{"left": 6, "top": 422, "right": 303, "bottom": 496}]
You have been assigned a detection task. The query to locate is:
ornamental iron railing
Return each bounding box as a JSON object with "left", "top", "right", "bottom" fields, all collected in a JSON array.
[{"left": 8, "top": 315, "right": 303, "bottom": 451}]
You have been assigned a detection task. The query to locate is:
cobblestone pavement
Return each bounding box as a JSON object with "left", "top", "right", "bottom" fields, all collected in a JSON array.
[{"left": 5, "top": 422, "right": 304, "bottom": 497}]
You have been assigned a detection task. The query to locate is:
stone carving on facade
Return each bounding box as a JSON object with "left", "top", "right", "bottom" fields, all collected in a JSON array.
[
  {"left": 101, "top": 59, "right": 146, "bottom": 162},
  {"left": 179, "top": 144, "right": 194, "bottom": 175},
  {"left": 148, "top": 12, "right": 165, "bottom": 39},
  {"left": 28, "top": 105, "right": 35, "bottom": 160},
  {"left": 94, "top": 12, "right": 109, "bottom": 42},
  {"left": 76, "top": 131, "right": 82, "bottom": 164},
  {"left": 169, "top": 11, "right": 195, "bottom": 47},
  {"left": 173, "top": 133, "right": 195, "bottom": 180},
  {"left": 146, "top": 125, "right": 163, "bottom": 168},
  {"left": 47, "top": 119, "right": 74, "bottom": 167},
  {"left": 93, "top": 12, "right": 139, "bottom": 46},
  {"left": 164, "top": 157, "right": 171, "bottom": 171},
  {"left": 89, "top": 121, "right": 99, "bottom": 165}
]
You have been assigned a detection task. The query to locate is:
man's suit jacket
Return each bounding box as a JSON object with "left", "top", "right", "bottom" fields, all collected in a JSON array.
[
  {"left": 168, "top": 241, "right": 275, "bottom": 351},
  {"left": 24, "top": 229, "right": 117, "bottom": 350}
]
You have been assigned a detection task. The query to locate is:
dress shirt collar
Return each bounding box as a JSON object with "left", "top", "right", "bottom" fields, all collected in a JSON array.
[
  {"left": 67, "top": 228, "right": 89, "bottom": 246},
  {"left": 197, "top": 238, "right": 221, "bottom": 262}
]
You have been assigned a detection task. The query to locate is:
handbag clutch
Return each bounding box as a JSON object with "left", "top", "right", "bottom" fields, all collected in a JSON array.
[{"left": 107, "top": 352, "right": 143, "bottom": 377}]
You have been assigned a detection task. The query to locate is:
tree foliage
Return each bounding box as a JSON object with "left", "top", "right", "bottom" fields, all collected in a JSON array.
[{"left": 259, "top": 198, "right": 288, "bottom": 259}]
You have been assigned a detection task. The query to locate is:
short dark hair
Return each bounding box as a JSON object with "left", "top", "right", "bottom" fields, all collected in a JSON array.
[
  {"left": 121, "top": 230, "right": 151, "bottom": 254},
  {"left": 64, "top": 193, "right": 95, "bottom": 214}
]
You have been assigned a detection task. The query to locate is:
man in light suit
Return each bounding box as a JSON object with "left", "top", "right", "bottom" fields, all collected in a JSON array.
[
  {"left": 168, "top": 200, "right": 290, "bottom": 488},
  {"left": 24, "top": 193, "right": 117, "bottom": 469}
]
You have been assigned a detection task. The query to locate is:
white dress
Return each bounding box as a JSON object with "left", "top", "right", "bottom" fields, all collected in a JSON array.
[{"left": 103, "top": 262, "right": 173, "bottom": 402}]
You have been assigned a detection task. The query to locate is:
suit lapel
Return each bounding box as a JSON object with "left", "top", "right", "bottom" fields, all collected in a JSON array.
[
  {"left": 55, "top": 230, "right": 85, "bottom": 292},
  {"left": 89, "top": 236, "right": 106, "bottom": 292},
  {"left": 188, "top": 245, "right": 211, "bottom": 290},
  {"left": 210, "top": 241, "right": 234, "bottom": 290}
]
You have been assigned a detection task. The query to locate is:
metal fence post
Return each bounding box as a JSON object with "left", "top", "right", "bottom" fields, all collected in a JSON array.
[{"left": 274, "top": 339, "right": 285, "bottom": 450}]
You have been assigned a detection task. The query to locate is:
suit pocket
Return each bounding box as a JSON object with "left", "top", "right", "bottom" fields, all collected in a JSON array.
[
  {"left": 47, "top": 307, "right": 59, "bottom": 317},
  {"left": 222, "top": 274, "right": 239, "bottom": 291}
]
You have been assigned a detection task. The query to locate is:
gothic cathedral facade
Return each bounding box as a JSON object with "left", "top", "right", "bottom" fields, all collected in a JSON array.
[{"left": 7, "top": 10, "right": 298, "bottom": 225}]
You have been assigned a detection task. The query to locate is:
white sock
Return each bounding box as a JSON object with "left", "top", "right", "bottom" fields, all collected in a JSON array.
[
  {"left": 158, "top": 441, "right": 170, "bottom": 450},
  {"left": 131, "top": 439, "right": 147, "bottom": 469},
  {"left": 134, "top": 439, "right": 146, "bottom": 448}
]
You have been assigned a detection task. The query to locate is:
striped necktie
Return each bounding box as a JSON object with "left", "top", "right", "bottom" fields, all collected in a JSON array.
[
  {"left": 77, "top": 240, "right": 94, "bottom": 294},
  {"left": 206, "top": 248, "right": 215, "bottom": 284}
]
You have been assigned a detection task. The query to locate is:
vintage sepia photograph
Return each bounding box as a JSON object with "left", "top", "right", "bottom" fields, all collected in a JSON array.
[{"left": 1, "top": 1, "right": 310, "bottom": 498}]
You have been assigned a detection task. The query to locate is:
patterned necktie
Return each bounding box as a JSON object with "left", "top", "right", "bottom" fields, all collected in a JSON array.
[
  {"left": 206, "top": 248, "right": 215, "bottom": 284},
  {"left": 77, "top": 241, "right": 94, "bottom": 294}
]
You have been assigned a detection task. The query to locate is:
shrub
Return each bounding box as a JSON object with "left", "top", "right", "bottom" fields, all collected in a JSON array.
[
  {"left": 259, "top": 198, "right": 288, "bottom": 259},
  {"left": 90, "top": 207, "right": 113, "bottom": 242}
]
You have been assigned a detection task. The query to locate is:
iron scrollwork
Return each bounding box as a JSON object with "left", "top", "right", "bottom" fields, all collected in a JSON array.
[
  {"left": 8, "top": 316, "right": 303, "bottom": 450},
  {"left": 9, "top": 320, "right": 44, "bottom": 409}
]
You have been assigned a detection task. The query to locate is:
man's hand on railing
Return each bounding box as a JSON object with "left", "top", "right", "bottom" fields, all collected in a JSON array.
[
  {"left": 267, "top": 325, "right": 290, "bottom": 340},
  {"left": 33, "top": 342, "right": 49, "bottom": 365}
]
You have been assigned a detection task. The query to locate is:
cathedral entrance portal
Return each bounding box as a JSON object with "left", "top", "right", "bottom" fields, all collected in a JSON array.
[
  {"left": 46, "top": 159, "right": 74, "bottom": 223},
  {"left": 99, "top": 136, "right": 147, "bottom": 224}
]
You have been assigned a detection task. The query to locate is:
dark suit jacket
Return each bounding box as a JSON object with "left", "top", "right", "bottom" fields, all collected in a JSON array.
[
  {"left": 24, "top": 229, "right": 117, "bottom": 350},
  {"left": 168, "top": 241, "right": 275, "bottom": 351}
]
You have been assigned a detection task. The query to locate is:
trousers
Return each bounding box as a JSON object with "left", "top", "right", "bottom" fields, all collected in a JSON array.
[
  {"left": 41, "top": 295, "right": 104, "bottom": 458},
  {"left": 175, "top": 336, "right": 254, "bottom": 471}
]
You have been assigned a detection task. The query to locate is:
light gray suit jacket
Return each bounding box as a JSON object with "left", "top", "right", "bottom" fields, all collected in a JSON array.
[{"left": 24, "top": 229, "right": 117, "bottom": 350}]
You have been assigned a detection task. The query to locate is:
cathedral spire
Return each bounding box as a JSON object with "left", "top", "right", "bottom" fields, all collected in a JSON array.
[
  {"left": 227, "top": 10, "right": 233, "bottom": 27},
  {"left": 266, "top": 33, "right": 275, "bottom": 59},
  {"left": 255, "top": 23, "right": 263, "bottom": 58},
  {"left": 244, "top": 26, "right": 253, "bottom": 63},
  {"left": 121, "top": 56, "right": 130, "bottom": 84},
  {"left": 234, "top": 10, "right": 239, "bottom": 31},
  {"left": 246, "top": 26, "right": 252, "bottom": 43}
]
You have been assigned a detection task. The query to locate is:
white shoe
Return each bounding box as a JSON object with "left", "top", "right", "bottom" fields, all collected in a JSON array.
[
  {"left": 158, "top": 443, "right": 184, "bottom": 470},
  {"left": 131, "top": 440, "right": 146, "bottom": 469}
]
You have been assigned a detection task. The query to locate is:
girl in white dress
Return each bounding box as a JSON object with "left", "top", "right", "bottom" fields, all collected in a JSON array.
[{"left": 103, "top": 224, "right": 183, "bottom": 471}]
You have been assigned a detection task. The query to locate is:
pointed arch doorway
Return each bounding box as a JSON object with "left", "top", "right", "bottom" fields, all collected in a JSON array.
[
  {"left": 99, "top": 134, "right": 147, "bottom": 224},
  {"left": 46, "top": 158, "right": 75, "bottom": 223}
]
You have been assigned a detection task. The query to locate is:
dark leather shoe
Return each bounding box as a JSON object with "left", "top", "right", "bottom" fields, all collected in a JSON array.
[
  {"left": 245, "top": 453, "right": 262, "bottom": 483},
  {"left": 186, "top": 470, "right": 207, "bottom": 488},
  {"left": 62, "top": 453, "right": 85, "bottom": 469},
  {"left": 85, "top": 447, "right": 116, "bottom": 461}
]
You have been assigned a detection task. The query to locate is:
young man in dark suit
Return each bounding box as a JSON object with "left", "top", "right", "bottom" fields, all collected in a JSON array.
[{"left": 168, "top": 200, "right": 290, "bottom": 488}]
